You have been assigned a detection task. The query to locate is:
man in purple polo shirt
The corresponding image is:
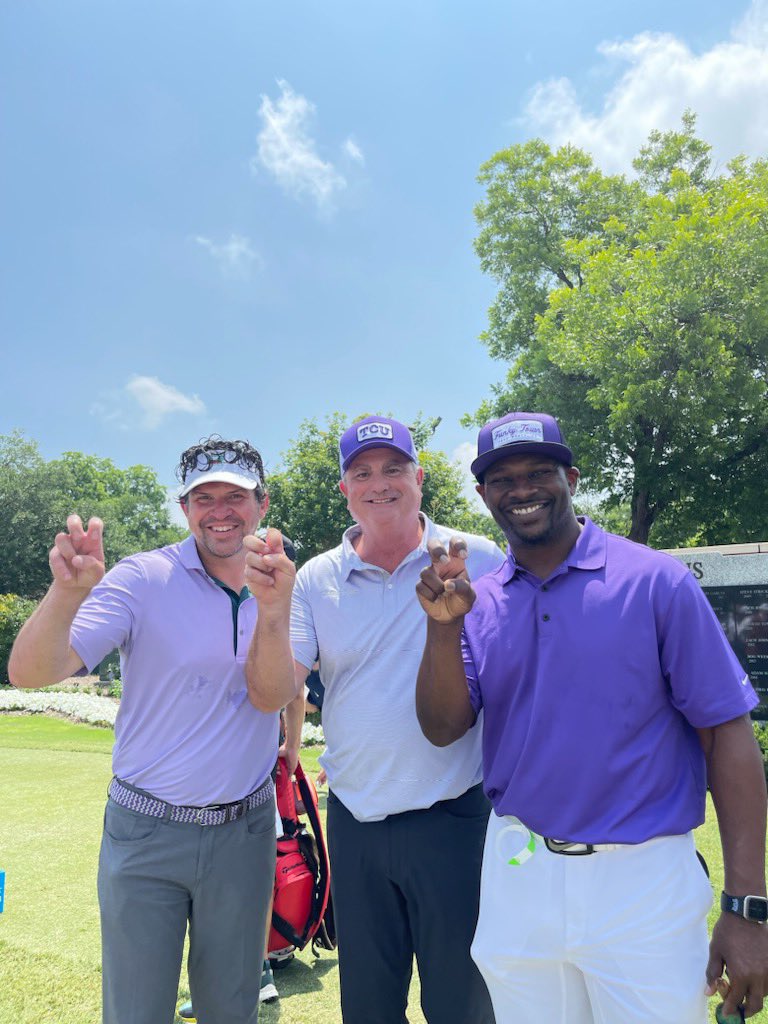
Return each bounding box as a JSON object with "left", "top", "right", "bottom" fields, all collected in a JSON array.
[
  {"left": 415, "top": 411, "right": 768, "bottom": 1023},
  {"left": 10, "top": 436, "right": 300, "bottom": 1024}
]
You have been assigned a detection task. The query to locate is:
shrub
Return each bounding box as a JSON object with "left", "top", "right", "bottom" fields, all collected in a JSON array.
[
  {"left": 754, "top": 720, "right": 768, "bottom": 788},
  {"left": 0, "top": 593, "right": 38, "bottom": 683}
]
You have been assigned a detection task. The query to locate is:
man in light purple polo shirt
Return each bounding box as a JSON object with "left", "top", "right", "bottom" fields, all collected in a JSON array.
[
  {"left": 10, "top": 436, "right": 301, "bottom": 1024},
  {"left": 415, "top": 411, "right": 768, "bottom": 1023}
]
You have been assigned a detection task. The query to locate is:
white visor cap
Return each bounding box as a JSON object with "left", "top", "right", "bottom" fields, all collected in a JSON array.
[{"left": 178, "top": 461, "right": 262, "bottom": 499}]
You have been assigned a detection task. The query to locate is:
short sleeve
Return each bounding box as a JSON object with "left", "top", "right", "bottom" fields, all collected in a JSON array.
[
  {"left": 290, "top": 567, "right": 319, "bottom": 671},
  {"left": 461, "top": 626, "right": 483, "bottom": 715},
  {"left": 69, "top": 558, "right": 144, "bottom": 671},
  {"left": 660, "top": 572, "right": 758, "bottom": 727}
]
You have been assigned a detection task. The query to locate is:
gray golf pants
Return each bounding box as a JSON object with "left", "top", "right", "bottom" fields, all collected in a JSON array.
[{"left": 97, "top": 795, "right": 275, "bottom": 1024}]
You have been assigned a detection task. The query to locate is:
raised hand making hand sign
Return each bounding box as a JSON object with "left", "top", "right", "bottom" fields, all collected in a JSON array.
[
  {"left": 243, "top": 527, "right": 296, "bottom": 608},
  {"left": 416, "top": 536, "right": 476, "bottom": 624},
  {"left": 50, "top": 514, "right": 105, "bottom": 593}
]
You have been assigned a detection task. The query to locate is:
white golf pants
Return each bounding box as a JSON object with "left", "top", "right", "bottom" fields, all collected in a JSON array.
[{"left": 471, "top": 813, "right": 712, "bottom": 1023}]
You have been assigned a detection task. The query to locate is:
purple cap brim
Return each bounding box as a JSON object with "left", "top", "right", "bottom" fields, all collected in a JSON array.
[{"left": 340, "top": 439, "right": 416, "bottom": 474}]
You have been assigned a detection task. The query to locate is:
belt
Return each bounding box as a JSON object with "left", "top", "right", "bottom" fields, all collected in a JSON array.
[
  {"left": 108, "top": 776, "right": 274, "bottom": 827},
  {"left": 544, "top": 837, "right": 629, "bottom": 855}
]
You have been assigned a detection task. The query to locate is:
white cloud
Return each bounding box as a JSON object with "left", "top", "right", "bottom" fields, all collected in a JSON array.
[
  {"left": 126, "top": 376, "right": 206, "bottom": 429},
  {"left": 522, "top": 0, "right": 768, "bottom": 173},
  {"left": 194, "top": 233, "right": 263, "bottom": 278},
  {"left": 91, "top": 376, "right": 206, "bottom": 431},
  {"left": 253, "top": 80, "right": 347, "bottom": 210},
  {"left": 343, "top": 137, "right": 365, "bottom": 165}
]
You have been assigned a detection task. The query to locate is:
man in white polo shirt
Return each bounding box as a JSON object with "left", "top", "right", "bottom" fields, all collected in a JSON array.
[{"left": 247, "top": 416, "right": 503, "bottom": 1023}]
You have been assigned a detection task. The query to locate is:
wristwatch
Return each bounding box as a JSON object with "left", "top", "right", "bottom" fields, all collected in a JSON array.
[{"left": 721, "top": 891, "right": 768, "bottom": 923}]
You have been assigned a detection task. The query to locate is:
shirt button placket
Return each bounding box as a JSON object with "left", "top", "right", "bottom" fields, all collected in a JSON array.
[{"left": 539, "top": 584, "right": 552, "bottom": 637}]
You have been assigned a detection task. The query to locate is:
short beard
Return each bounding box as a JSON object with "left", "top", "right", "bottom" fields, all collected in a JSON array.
[{"left": 199, "top": 536, "right": 244, "bottom": 560}]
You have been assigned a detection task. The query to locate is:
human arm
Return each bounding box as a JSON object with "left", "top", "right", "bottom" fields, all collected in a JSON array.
[
  {"left": 279, "top": 686, "right": 306, "bottom": 776},
  {"left": 415, "top": 537, "right": 477, "bottom": 747},
  {"left": 700, "top": 714, "right": 768, "bottom": 1019},
  {"left": 244, "top": 528, "right": 302, "bottom": 713},
  {"left": 8, "top": 516, "right": 104, "bottom": 688}
]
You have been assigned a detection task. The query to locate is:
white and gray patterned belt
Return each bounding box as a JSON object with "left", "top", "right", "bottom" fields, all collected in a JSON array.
[{"left": 108, "top": 776, "right": 274, "bottom": 827}]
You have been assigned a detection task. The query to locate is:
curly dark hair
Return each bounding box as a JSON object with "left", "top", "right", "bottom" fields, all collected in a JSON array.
[{"left": 176, "top": 435, "right": 266, "bottom": 501}]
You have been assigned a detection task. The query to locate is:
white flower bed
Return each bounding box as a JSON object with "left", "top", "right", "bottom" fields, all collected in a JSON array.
[
  {"left": 0, "top": 688, "right": 118, "bottom": 727},
  {"left": 301, "top": 721, "right": 325, "bottom": 746},
  {"left": 0, "top": 688, "right": 325, "bottom": 745}
]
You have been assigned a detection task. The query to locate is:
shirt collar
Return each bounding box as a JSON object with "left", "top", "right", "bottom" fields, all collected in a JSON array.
[
  {"left": 499, "top": 516, "right": 607, "bottom": 585},
  {"left": 180, "top": 533, "right": 206, "bottom": 572},
  {"left": 340, "top": 512, "right": 433, "bottom": 579},
  {"left": 179, "top": 534, "right": 252, "bottom": 599}
]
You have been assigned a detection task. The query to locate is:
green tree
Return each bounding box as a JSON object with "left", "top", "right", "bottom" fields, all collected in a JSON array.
[
  {"left": 50, "top": 451, "right": 185, "bottom": 570},
  {"left": 0, "top": 432, "right": 185, "bottom": 598},
  {"left": 0, "top": 594, "right": 37, "bottom": 683},
  {"left": 265, "top": 414, "right": 503, "bottom": 565},
  {"left": 471, "top": 113, "right": 768, "bottom": 546}
]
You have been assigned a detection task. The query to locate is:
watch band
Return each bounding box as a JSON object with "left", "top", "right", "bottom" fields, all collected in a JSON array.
[{"left": 720, "top": 890, "right": 768, "bottom": 923}]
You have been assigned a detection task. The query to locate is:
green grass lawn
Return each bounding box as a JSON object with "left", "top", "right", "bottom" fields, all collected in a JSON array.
[{"left": 1, "top": 714, "right": 765, "bottom": 1024}]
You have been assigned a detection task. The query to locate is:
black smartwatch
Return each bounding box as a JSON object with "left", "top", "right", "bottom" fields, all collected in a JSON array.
[{"left": 721, "top": 891, "right": 768, "bottom": 924}]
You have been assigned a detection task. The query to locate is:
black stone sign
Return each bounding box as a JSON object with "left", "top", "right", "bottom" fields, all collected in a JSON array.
[
  {"left": 670, "top": 549, "right": 768, "bottom": 722},
  {"left": 702, "top": 584, "right": 768, "bottom": 721}
]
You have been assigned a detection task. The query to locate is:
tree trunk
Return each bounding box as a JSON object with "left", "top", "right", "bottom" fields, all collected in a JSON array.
[{"left": 628, "top": 486, "right": 655, "bottom": 545}]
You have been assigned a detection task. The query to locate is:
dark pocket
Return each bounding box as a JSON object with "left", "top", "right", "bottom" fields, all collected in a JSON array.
[
  {"left": 103, "top": 800, "right": 161, "bottom": 843},
  {"left": 246, "top": 799, "right": 276, "bottom": 837}
]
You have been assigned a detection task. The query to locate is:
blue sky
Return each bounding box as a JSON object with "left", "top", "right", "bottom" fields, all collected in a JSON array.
[{"left": 3, "top": 0, "right": 768, "bottom": 520}]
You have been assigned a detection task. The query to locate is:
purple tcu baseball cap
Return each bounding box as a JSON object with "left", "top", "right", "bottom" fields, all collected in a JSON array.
[
  {"left": 471, "top": 412, "right": 573, "bottom": 480},
  {"left": 339, "top": 416, "right": 418, "bottom": 474}
]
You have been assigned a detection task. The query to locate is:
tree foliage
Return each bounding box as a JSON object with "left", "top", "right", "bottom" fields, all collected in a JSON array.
[
  {"left": 0, "top": 431, "right": 185, "bottom": 598},
  {"left": 265, "top": 414, "right": 503, "bottom": 565},
  {"left": 0, "top": 593, "right": 37, "bottom": 683},
  {"left": 471, "top": 113, "right": 768, "bottom": 546}
]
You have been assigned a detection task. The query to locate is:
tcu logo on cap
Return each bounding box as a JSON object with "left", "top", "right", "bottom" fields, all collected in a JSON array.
[{"left": 357, "top": 422, "right": 394, "bottom": 442}]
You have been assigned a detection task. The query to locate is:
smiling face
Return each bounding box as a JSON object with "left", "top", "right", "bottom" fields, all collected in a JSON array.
[
  {"left": 182, "top": 481, "right": 268, "bottom": 568},
  {"left": 340, "top": 448, "right": 424, "bottom": 530},
  {"left": 478, "top": 454, "right": 580, "bottom": 550}
]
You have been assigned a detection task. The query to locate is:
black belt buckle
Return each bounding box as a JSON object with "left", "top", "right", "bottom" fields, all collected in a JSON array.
[{"left": 544, "top": 837, "right": 595, "bottom": 856}]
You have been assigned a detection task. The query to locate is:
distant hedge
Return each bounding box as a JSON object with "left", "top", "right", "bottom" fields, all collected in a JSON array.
[
  {"left": 0, "top": 593, "right": 37, "bottom": 683},
  {"left": 754, "top": 721, "right": 768, "bottom": 788}
]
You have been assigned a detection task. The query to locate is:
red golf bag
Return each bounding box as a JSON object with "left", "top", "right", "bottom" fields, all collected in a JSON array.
[{"left": 268, "top": 756, "right": 336, "bottom": 956}]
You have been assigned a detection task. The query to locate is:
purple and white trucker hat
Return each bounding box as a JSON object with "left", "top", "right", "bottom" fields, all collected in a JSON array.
[
  {"left": 339, "top": 416, "right": 418, "bottom": 474},
  {"left": 471, "top": 412, "right": 572, "bottom": 480}
]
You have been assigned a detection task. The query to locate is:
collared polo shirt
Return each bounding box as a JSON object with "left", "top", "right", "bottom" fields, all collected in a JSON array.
[
  {"left": 462, "top": 518, "right": 758, "bottom": 843},
  {"left": 291, "top": 514, "right": 505, "bottom": 822},
  {"left": 70, "top": 535, "right": 278, "bottom": 805}
]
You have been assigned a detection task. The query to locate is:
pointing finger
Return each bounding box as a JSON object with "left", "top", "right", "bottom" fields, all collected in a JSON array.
[
  {"left": 85, "top": 517, "right": 103, "bottom": 542},
  {"left": 66, "top": 514, "right": 85, "bottom": 543},
  {"left": 427, "top": 540, "right": 449, "bottom": 566},
  {"left": 264, "top": 527, "right": 285, "bottom": 554},
  {"left": 448, "top": 537, "right": 468, "bottom": 561}
]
